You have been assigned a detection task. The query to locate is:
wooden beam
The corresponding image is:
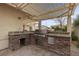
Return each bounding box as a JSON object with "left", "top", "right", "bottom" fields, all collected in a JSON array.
[
  {"left": 8, "top": 3, "right": 17, "bottom": 7},
  {"left": 21, "top": 3, "right": 29, "bottom": 9},
  {"left": 38, "top": 6, "right": 67, "bottom": 17},
  {"left": 11, "top": 3, "right": 18, "bottom": 7},
  {"left": 9, "top": 3, "right": 29, "bottom": 10},
  {"left": 67, "top": 3, "right": 76, "bottom": 36},
  {"left": 71, "top": 3, "right": 76, "bottom": 15},
  {"left": 29, "top": 4, "right": 40, "bottom": 13},
  {"left": 69, "top": 3, "right": 76, "bottom": 10},
  {"left": 33, "top": 14, "right": 69, "bottom": 21},
  {"left": 34, "top": 3, "right": 76, "bottom": 19},
  {"left": 17, "top": 3, "right": 24, "bottom": 8},
  {"left": 34, "top": 4, "right": 76, "bottom": 20},
  {"left": 33, "top": 10, "right": 69, "bottom": 20}
]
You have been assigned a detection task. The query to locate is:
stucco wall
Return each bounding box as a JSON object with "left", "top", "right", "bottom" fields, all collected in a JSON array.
[{"left": 0, "top": 4, "right": 28, "bottom": 50}]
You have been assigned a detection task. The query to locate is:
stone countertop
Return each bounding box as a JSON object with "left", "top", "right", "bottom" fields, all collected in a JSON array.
[
  {"left": 8, "top": 31, "right": 34, "bottom": 36},
  {"left": 34, "top": 34, "right": 46, "bottom": 37},
  {"left": 46, "top": 33, "right": 70, "bottom": 38},
  {"left": 8, "top": 31, "right": 70, "bottom": 38},
  {"left": 34, "top": 33, "right": 70, "bottom": 38}
]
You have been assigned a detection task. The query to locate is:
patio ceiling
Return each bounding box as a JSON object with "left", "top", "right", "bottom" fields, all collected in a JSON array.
[{"left": 7, "top": 3, "right": 76, "bottom": 21}]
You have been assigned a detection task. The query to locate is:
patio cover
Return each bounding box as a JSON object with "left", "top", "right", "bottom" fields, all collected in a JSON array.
[{"left": 7, "top": 3, "right": 76, "bottom": 21}]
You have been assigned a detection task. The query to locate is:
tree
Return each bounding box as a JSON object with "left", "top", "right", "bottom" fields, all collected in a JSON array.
[
  {"left": 51, "top": 17, "right": 67, "bottom": 32},
  {"left": 71, "top": 15, "right": 79, "bottom": 41},
  {"left": 73, "top": 15, "right": 79, "bottom": 27},
  {"left": 55, "top": 17, "right": 66, "bottom": 28}
]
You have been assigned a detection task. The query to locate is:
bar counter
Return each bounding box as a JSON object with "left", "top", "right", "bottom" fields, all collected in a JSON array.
[
  {"left": 34, "top": 32, "right": 70, "bottom": 56},
  {"left": 8, "top": 31, "right": 70, "bottom": 55}
]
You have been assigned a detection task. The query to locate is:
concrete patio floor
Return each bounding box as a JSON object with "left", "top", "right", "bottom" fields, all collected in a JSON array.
[
  {"left": 71, "top": 43, "right": 79, "bottom": 56},
  {"left": 0, "top": 45, "right": 59, "bottom": 56}
]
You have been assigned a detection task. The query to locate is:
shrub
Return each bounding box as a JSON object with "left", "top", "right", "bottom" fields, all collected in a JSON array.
[
  {"left": 74, "top": 16, "right": 79, "bottom": 27},
  {"left": 76, "top": 40, "right": 79, "bottom": 48},
  {"left": 62, "top": 26, "right": 67, "bottom": 32},
  {"left": 71, "top": 31, "right": 78, "bottom": 41},
  {"left": 76, "top": 44, "right": 79, "bottom": 48}
]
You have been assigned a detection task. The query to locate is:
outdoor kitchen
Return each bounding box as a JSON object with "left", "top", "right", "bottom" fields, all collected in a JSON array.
[
  {"left": 8, "top": 29, "right": 70, "bottom": 55},
  {"left": 0, "top": 3, "right": 76, "bottom": 56}
]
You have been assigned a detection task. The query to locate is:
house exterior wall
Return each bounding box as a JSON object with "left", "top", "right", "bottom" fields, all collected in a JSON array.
[
  {"left": 0, "top": 5, "right": 29, "bottom": 50},
  {"left": 24, "top": 22, "right": 39, "bottom": 31}
]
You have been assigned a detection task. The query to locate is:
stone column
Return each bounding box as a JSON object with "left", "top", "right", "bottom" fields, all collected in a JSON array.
[
  {"left": 38, "top": 20, "right": 42, "bottom": 31},
  {"left": 23, "top": 24, "right": 25, "bottom": 31},
  {"left": 33, "top": 23, "right": 36, "bottom": 30},
  {"left": 67, "top": 11, "right": 72, "bottom": 36},
  {"left": 67, "top": 10, "right": 72, "bottom": 55}
]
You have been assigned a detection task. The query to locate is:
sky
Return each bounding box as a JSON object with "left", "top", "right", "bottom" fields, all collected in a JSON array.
[{"left": 41, "top": 5, "right": 79, "bottom": 27}]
